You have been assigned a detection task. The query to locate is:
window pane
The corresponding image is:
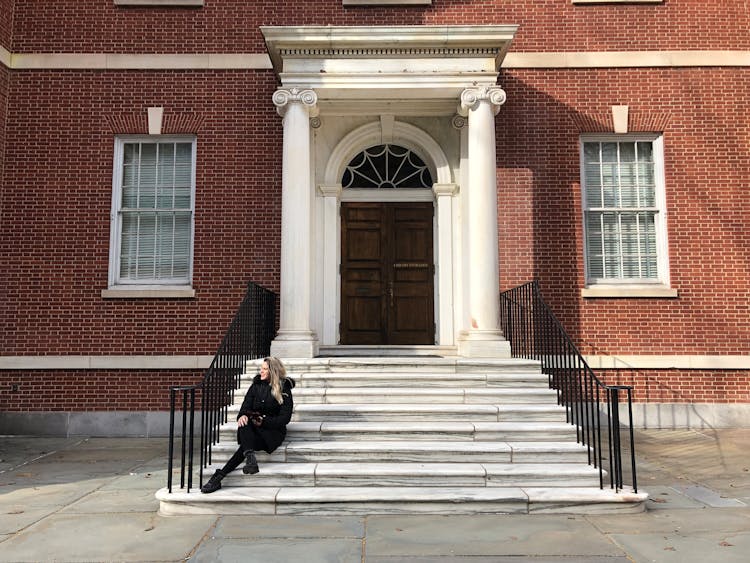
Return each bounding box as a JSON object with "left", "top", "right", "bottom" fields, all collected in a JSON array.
[
  {"left": 583, "top": 142, "right": 600, "bottom": 163},
  {"left": 601, "top": 164, "right": 618, "bottom": 207},
  {"left": 619, "top": 142, "right": 636, "bottom": 163},
  {"left": 637, "top": 141, "right": 653, "bottom": 162},
  {"left": 601, "top": 142, "right": 617, "bottom": 162},
  {"left": 619, "top": 162, "right": 638, "bottom": 207},
  {"left": 584, "top": 163, "right": 602, "bottom": 207}
]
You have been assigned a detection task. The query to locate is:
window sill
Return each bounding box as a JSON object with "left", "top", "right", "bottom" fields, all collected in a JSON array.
[
  {"left": 114, "top": 0, "right": 204, "bottom": 6},
  {"left": 102, "top": 286, "right": 195, "bottom": 299},
  {"left": 581, "top": 286, "right": 677, "bottom": 298},
  {"left": 343, "top": 0, "right": 431, "bottom": 5},
  {"left": 572, "top": 0, "right": 661, "bottom": 4}
]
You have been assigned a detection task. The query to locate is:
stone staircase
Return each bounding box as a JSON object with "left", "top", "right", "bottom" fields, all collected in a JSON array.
[{"left": 157, "top": 355, "right": 647, "bottom": 515}]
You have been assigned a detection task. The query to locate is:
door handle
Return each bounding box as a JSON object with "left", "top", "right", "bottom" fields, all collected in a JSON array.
[{"left": 387, "top": 282, "right": 394, "bottom": 308}]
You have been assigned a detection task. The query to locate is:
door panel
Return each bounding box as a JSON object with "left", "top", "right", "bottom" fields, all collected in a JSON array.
[{"left": 340, "top": 202, "right": 434, "bottom": 345}]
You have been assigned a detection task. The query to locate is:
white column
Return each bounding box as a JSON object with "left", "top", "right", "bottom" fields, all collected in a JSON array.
[
  {"left": 270, "top": 88, "right": 320, "bottom": 358},
  {"left": 457, "top": 86, "right": 511, "bottom": 358},
  {"left": 318, "top": 184, "right": 342, "bottom": 345},
  {"left": 433, "top": 183, "right": 458, "bottom": 346}
]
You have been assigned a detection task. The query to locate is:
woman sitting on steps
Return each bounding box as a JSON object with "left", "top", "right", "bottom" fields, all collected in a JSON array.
[{"left": 201, "top": 356, "right": 295, "bottom": 494}]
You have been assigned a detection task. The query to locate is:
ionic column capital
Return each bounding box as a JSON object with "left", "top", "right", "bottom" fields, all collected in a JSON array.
[
  {"left": 272, "top": 87, "right": 319, "bottom": 118},
  {"left": 458, "top": 86, "right": 507, "bottom": 116}
]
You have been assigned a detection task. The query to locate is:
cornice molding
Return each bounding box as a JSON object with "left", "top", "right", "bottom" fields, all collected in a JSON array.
[{"left": 1, "top": 50, "right": 749, "bottom": 71}]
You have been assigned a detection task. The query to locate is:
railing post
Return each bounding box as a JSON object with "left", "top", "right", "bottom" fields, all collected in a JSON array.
[{"left": 167, "top": 387, "right": 176, "bottom": 493}]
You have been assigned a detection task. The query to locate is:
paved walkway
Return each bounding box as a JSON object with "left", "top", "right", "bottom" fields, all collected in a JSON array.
[{"left": 1, "top": 429, "right": 748, "bottom": 562}]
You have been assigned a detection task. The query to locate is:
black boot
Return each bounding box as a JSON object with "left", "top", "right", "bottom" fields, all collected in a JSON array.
[
  {"left": 242, "top": 450, "right": 259, "bottom": 474},
  {"left": 200, "top": 469, "right": 225, "bottom": 494}
]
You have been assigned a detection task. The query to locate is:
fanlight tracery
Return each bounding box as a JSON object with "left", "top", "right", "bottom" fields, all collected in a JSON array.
[{"left": 342, "top": 144, "right": 433, "bottom": 189}]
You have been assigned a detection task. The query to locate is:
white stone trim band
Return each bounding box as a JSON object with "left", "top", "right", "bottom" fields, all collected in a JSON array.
[
  {"left": 2, "top": 53, "right": 272, "bottom": 70},
  {"left": 0, "top": 355, "right": 214, "bottom": 370},
  {"left": 1, "top": 354, "right": 747, "bottom": 370},
  {"left": 503, "top": 50, "right": 750, "bottom": 68},
  {"left": 1, "top": 51, "right": 750, "bottom": 70},
  {"left": 585, "top": 355, "right": 750, "bottom": 370}
]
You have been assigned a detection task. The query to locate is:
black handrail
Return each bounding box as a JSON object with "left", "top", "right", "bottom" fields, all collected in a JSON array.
[
  {"left": 500, "top": 281, "right": 638, "bottom": 493},
  {"left": 167, "top": 281, "right": 277, "bottom": 493}
]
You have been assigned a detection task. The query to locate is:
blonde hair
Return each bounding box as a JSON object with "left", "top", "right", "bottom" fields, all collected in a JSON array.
[{"left": 263, "top": 356, "right": 288, "bottom": 404}]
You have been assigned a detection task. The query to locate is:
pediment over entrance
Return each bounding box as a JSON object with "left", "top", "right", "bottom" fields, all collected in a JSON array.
[{"left": 261, "top": 25, "right": 518, "bottom": 104}]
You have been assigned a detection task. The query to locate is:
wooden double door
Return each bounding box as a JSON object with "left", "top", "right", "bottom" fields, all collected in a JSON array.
[{"left": 340, "top": 202, "right": 435, "bottom": 345}]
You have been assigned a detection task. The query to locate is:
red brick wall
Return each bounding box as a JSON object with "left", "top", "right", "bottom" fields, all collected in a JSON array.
[
  {"left": 599, "top": 370, "right": 750, "bottom": 404},
  {"left": 0, "top": 0, "right": 13, "bottom": 50},
  {"left": 0, "top": 70, "right": 282, "bottom": 356},
  {"left": 497, "top": 67, "right": 750, "bottom": 357},
  {"left": 2, "top": 2, "right": 750, "bottom": 414},
  {"left": 8, "top": 1, "right": 750, "bottom": 54},
  {"left": 0, "top": 369, "right": 202, "bottom": 411}
]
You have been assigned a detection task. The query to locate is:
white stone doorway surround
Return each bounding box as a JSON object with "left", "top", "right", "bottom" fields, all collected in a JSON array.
[{"left": 263, "top": 25, "right": 518, "bottom": 359}]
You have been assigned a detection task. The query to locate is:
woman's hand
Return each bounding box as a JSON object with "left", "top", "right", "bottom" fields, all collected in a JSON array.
[{"left": 237, "top": 415, "right": 249, "bottom": 427}]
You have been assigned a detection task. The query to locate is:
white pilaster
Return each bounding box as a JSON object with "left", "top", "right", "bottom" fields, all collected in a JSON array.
[
  {"left": 318, "top": 184, "right": 342, "bottom": 345},
  {"left": 456, "top": 86, "right": 511, "bottom": 358},
  {"left": 433, "top": 183, "right": 458, "bottom": 345},
  {"left": 271, "top": 88, "right": 320, "bottom": 358}
]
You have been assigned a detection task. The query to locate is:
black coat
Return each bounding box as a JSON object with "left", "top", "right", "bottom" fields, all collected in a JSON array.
[{"left": 237, "top": 375, "right": 295, "bottom": 453}]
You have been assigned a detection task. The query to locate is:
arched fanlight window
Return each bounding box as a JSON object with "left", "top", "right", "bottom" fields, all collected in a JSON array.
[{"left": 342, "top": 144, "right": 433, "bottom": 189}]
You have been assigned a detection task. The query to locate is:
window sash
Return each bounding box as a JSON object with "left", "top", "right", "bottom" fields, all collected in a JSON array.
[
  {"left": 111, "top": 138, "right": 195, "bottom": 286},
  {"left": 581, "top": 137, "right": 665, "bottom": 284}
]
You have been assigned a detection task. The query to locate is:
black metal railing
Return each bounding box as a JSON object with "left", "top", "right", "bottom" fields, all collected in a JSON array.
[
  {"left": 500, "top": 281, "right": 638, "bottom": 493},
  {"left": 166, "top": 281, "right": 277, "bottom": 493}
]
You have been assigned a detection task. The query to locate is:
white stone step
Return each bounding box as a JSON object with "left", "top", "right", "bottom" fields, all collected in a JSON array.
[
  {"left": 225, "top": 403, "right": 568, "bottom": 423},
  {"left": 284, "top": 403, "right": 569, "bottom": 422},
  {"left": 290, "top": 387, "right": 558, "bottom": 404},
  {"left": 157, "top": 485, "right": 647, "bottom": 516},
  {"left": 247, "top": 356, "right": 543, "bottom": 375},
  {"left": 220, "top": 420, "right": 578, "bottom": 442},
  {"left": 203, "top": 461, "right": 602, "bottom": 488},
  {"left": 240, "top": 371, "right": 551, "bottom": 388},
  {"left": 208, "top": 440, "right": 590, "bottom": 464}
]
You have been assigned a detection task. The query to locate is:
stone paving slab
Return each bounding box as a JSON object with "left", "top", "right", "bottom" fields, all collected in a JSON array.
[
  {"left": 60, "top": 488, "right": 160, "bottom": 513},
  {"left": 364, "top": 514, "right": 625, "bottom": 557},
  {"left": 190, "top": 538, "right": 364, "bottom": 563},
  {"left": 214, "top": 515, "right": 364, "bottom": 538},
  {"left": 0, "top": 508, "right": 53, "bottom": 535},
  {"left": 0, "top": 513, "right": 216, "bottom": 563},
  {"left": 365, "top": 558, "right": 631, "bottom": 563},
  {"left": 609, "top": 529, "right": 750, "bottom": 563}
]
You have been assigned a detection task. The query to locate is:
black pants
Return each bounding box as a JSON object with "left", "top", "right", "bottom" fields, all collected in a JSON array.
[{"left": 220, "top": 424, "right": 269, "bottom": 474}]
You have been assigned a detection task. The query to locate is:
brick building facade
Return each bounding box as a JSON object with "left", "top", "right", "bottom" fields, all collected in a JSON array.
[{"left": 1, "top": 0, "right": 748, "bottom": 435}]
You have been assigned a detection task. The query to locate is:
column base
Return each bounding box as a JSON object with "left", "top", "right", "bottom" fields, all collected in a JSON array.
[
  {"left": 270, "top": 330, "right": 320, "bottom": 359},
  {"left": 457, "top": 330, "right": 511, "bottom": 358}
]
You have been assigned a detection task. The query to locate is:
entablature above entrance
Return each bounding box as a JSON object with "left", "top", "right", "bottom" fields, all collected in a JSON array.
[{"left": 261, "top": 25, "right": 518, "bottom": 102}]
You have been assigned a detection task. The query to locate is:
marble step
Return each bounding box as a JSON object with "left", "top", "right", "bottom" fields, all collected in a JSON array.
[
  {"left": 247, "top": 356, "right": 543, "bottom": 375},
  {"left": 157, "top": 485, "right": 647, "bottom": 516},
  {"left": 220, "top": 420, "right": 578, "bottom": 442},
  {"left": 283, "top": 403, "right": 569, "bottom": 422},
  {"left": 226, "top": 403, "right": 568, "bottom": 423},
  {"left": 239, "top": 371, "right": 551, "bottom": 389},
  {"left": 208, "top": 440, "right": 590, "bottom": 464},
  {"left": 289, "top": 387, "right": 558, "bottom": 404},
  {"left": 199, "top": 461, "right": 602, "bottom": 488}
]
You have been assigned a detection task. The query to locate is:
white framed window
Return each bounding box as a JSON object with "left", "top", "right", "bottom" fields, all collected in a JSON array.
[
  {"left": 580, "top": 134, "right": 672, "bottom": 294},
  {"left": 107, "top": 136, "right": 196, "bottom": 294}
]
